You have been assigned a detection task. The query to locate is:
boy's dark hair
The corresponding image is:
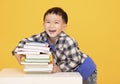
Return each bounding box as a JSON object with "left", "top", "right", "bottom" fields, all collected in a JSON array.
[{"left": 43, "top": 7, "right": 68, "bottom": 24}]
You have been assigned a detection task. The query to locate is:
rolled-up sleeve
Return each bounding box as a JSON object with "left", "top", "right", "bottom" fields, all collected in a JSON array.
[{"left": 12, "top": 34, "right": 40, "bottom": 55}]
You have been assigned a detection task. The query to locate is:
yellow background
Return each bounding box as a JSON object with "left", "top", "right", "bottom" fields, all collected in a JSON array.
[{"left": 0, "top": 0, "right": 120, "bottom": 84}]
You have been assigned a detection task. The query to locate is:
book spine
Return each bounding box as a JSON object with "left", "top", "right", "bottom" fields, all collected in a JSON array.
[{"left": 23, "top": 45, "right": 50, "bottom": 51}]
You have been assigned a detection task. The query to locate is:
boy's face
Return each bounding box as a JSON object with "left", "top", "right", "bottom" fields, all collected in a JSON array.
[{"left": 43, "top": 14, "right": 67, "bottom": 38}]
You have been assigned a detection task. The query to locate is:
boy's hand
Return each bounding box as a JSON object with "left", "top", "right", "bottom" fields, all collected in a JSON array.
[
  {"left": 14, "top": 53, "right": 24, "bottom": 64},
  {"left": 51, "top": 63, "right": 61, "bottom": 73}
]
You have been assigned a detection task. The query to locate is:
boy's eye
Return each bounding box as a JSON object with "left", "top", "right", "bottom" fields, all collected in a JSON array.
[
  {"left": 46, "top": 21, "right": 50, "bottom": 23},
  {"left": 55, "top": 22, "right": 59, "bottom": 24}
]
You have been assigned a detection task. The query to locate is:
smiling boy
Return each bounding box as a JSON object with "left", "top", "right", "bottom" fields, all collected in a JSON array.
[{"left": 12, "top": 7, "right": 97, "bottom": 84}]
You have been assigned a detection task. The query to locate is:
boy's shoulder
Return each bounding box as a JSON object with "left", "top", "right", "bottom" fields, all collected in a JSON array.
[
  {"left": 25, "top": 31, "right": 47, "bottom": 42},
  {"left": 59, "top": 32, "right": 77, "bottom": 44},
  {"left": 30, "top": 31, "right": 46, "bottom": 37}
]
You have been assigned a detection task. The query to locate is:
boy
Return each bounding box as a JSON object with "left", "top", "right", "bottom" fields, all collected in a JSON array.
[{"left": 12, "top": 7, "right": 97, "bottom": 84}]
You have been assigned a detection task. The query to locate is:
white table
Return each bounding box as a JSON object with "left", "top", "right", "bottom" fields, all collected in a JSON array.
[{"left": 0, "top": 68, "right": 82, "bottom": 84}]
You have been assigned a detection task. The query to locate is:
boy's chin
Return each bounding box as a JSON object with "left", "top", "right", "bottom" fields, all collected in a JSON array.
[
  {"left": 49, "top": 35, "right": 58, "bottom": 38},
  {"left": 49, "top": 36, "right": 56, "bottom": 38}
]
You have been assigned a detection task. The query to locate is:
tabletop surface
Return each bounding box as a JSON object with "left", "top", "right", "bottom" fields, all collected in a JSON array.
[{"left": 0, "top": 68, "right": 82, "bottom": 78}]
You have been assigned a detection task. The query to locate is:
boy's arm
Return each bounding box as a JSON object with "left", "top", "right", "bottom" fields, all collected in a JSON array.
[
  {"left": 59, "top": 40, "right": 86, "bottom": 72},
  {"left": 12, "top": 34, "right": 42, "bottom": 63},
  {"left": 14, "top": 53, "right": 25, "bottom": 64},
  {"left": 12, "top": 38, "right": 30, "bottom": 55},
  {"left": 12, "top": 38, "right": 32, "bottom": 64},
  {"left": 12, "top": 34, "right": 41, "bottom": 55}
]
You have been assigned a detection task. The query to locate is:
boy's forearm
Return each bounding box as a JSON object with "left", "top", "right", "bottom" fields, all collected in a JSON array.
[
  {"left": 14, "top": 53, "right": 21, "bottom": 64},
  {"left": 11, "top": 38, "right": 30, "bottom": 56}
]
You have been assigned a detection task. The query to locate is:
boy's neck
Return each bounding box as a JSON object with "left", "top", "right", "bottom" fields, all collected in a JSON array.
[{"left": 48, "top": 37, "right": 58, "bottom": 45}]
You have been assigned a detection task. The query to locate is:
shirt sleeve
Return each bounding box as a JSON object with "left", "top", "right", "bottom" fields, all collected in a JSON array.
[
  {"left": 59, "top": 38, "right": 82, "bottom": 72},
  {"left": 12, "top": 34, "right": 41, "bottom": 55}
]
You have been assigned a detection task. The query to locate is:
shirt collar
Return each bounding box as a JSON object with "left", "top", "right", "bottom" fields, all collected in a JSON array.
[{"left": 41, "top": 31, "right": 67, "bottom": 41}]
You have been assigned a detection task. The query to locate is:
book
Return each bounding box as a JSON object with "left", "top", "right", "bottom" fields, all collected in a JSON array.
[
  {"left": 17, "top": 51, "right": 51, "bottom": 55},
  {"left": 23, "top": 45, "right": 50, "bottom": 51},
  {"left": 22, "top": 62, "right": 53, "bottom": 72},
  {"left": 24, "top": 59, "right": 50, "bottom": 63},
  {"left": 21, "top": 62, "right": 49, "bottom": 65},
  {"left": 23, "top": 68, "right": 52, "bottom": 72},
  {"left": 25, "top": 42, "right": 49, "bottom": 47},
  {"left": 24, "top": 64, "right": 53, "bottom": 72},
  {"left": 24, "top": 63, "right": 53, "bottom": 68},
  {"left": 16, "top": 48, "right": 50, "bottom": 52},
  {"left": 18, "top": 41, "right": 53, "bottom": 73},
  {"left": 17, "top": 51, "right": 42, "bottom": 55}
]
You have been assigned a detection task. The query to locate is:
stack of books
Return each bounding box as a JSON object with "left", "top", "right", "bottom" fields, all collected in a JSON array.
[{"left": 16, "top": 42, "right": 53, "bottom": 73}]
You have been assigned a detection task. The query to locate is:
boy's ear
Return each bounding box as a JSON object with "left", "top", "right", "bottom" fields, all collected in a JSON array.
[{"left": 62, "top": 24, "right": 67, "bottom": 31}]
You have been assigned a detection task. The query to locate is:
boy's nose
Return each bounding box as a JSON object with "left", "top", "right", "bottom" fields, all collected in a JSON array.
[{"left": 50, "top": 23, "right": 54, "bottom": 27}]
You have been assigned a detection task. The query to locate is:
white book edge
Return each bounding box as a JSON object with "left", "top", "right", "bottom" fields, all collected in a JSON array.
[
  {"left": 23, "top": 45, "right": 50, "bottom": 51},
  {"left": 26, "top": 54, "right": 50, "bottom": 58},
  {"left": 25, "top": 42, "right": 49, "bottom": 47},
  {"left": 24, "top": 68, "right": 52, "bottom": 72},
  {"left": 26, "top": 57, "right": 50, "bottom": 59},
  {"left": 16, "top": 48, "right": 50, "bottom": 52},
  {"left": 17, "top": 51, "right": 51, "bottom": 55},
  {"left": 24, "top": 59, "right": 50, "bottom": 63},
  {"left": 21, "top": 62, "right": 49, "bottom": 65},
  {"left": 25, "top": 54, "right": 50, "bottom": 59},
  {"left": 17, "top": 51, "right": 41, "bottom": 55},
  {"left": 24, "top": 64, "right": 53, "bottom": 68}
]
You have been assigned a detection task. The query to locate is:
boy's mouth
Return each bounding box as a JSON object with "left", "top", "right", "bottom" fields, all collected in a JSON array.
[{"left": 48, "top": 30, "right": 56, "bottom": 33}]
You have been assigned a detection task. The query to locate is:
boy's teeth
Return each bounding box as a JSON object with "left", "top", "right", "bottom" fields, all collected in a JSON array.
[{"left": 49, "top": 30, "right": 56, "bottom": 32}]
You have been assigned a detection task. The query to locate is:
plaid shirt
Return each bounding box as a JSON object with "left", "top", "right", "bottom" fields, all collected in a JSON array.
[{"left": 12, "top": 31, "right": 88, "bottom": 72}]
